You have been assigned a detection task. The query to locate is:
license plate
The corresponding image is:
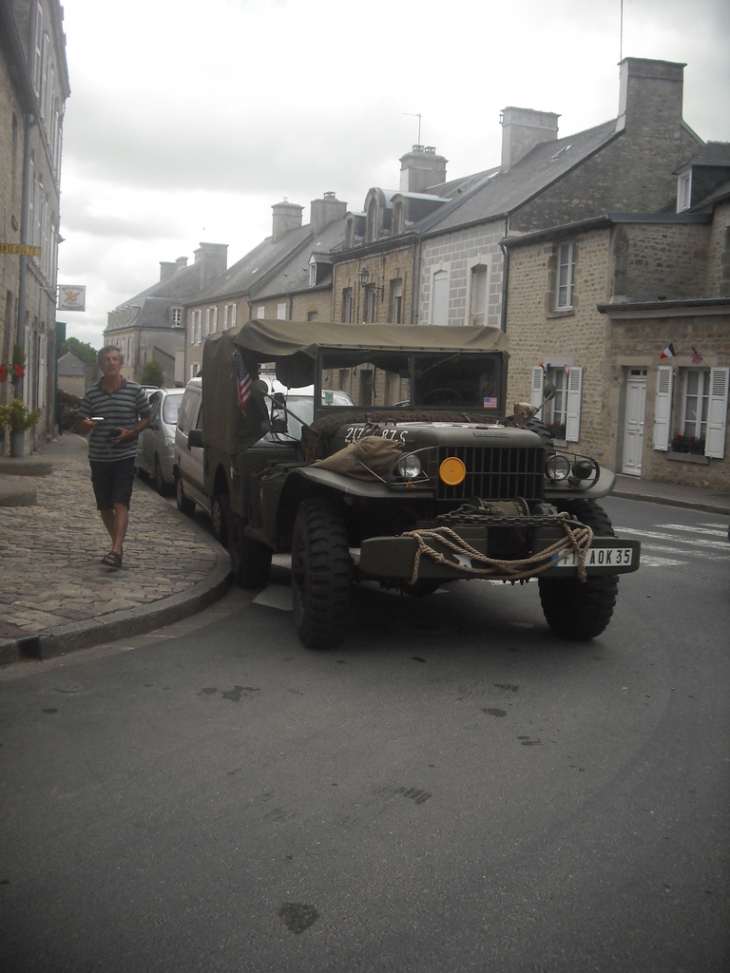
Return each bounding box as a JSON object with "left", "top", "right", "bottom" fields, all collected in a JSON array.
[{"left": 554, "top": 547, "right": 634, "bottom": 568}]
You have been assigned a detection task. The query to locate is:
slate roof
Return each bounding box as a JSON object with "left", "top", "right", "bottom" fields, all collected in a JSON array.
[
  {"left": 187, "top": 225, "right": 315, "bottom": 305},
  {"left": 251, "top": 218, "right": 348, "bottom": 300},
  {"left": 56, "top": 352, "right": 86, "bottom": 377},
  {"left": 413, "top": 119, "right": 619, "bottom": 236}
]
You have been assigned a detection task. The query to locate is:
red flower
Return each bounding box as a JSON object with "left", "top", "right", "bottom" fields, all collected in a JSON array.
[{"left": 13, "top": 364, "right": 24, "bottom": 379}]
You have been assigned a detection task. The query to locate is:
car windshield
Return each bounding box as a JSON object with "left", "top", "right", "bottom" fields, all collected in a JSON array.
[{"left": 162, "top": 392, "right": 184, "bottom": 424}]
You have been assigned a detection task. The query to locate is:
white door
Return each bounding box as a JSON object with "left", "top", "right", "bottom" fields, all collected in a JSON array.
[{"left": 622, "top": 370, "right": 647, "bottom": 475}]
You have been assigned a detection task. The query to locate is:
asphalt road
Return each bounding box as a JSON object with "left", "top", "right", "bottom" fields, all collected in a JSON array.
[{"left": 1, "top": 497, "right": 728, "bottom": 973}]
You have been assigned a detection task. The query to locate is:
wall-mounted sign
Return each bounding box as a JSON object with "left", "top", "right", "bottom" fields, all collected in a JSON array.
[
  {"left": 58, "top": 285, "right": 86, "bottom": 311},
  {"left": 0, "top": 242, "right": 41, "bottom": 256}
]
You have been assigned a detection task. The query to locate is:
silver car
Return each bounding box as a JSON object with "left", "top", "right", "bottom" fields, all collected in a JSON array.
[{"left": 135, "top": 387, "right": 184, "bottom": 494}]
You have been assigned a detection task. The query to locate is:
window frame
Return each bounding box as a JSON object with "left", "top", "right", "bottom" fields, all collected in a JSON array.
[{"left": 555, "top": 242, "right": 576, "bottom": 311}]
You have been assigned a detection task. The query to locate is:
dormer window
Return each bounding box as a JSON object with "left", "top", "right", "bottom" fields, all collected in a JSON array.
[
  {"left": 170, "top": 306, "right": 183, "bottom": 327},
  {"left": 309, "top": 255, "right": 318, "bottom": 287},
  {"left": 677, "top": 171, "right": 691, "bottom": 212}
]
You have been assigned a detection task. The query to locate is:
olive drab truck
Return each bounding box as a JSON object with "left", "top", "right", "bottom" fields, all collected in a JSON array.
[{"left": 194, "top": 319, "right": 640, "bottom": 649}]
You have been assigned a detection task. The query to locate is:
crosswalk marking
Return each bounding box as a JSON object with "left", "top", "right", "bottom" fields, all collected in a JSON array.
[{"left": 614, "top": 520, "right": 730, "bottom": 568}]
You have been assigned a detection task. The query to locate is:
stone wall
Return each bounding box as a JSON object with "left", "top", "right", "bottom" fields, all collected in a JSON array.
[
  {"left": 611, "top": 222, "right": 711, "bottom": 302},
  {"left": 505, "top": 229, "right": 616, "bottom": 465},
  {"left": 419, "top": 222, "right": 506, "bottom": 328},
  {"left": 705, "top": 200, "right": 730, "bottom": 297},
  {"left": 609, "top": 312, "right": 730, "bottom": 491},
  {"left": 332, "top": 243, "right": 417, "bottom": 324}
]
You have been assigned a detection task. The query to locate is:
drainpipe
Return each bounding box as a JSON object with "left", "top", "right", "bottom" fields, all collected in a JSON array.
[
  {"left": 16, "top": 110, "right": 37, "bottom": 402},
  {"left": 499, "top": 233, "right": 510, "bottom": 333}
]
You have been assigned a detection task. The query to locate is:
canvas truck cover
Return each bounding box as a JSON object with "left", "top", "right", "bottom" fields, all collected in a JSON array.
[{"left": 202, "top": 319, "right": 510, "bottom": 453}]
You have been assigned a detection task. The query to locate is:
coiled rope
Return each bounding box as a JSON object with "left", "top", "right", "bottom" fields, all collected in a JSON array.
[{"left": 402, "top": 512, "right": 593, "bottom": 585}]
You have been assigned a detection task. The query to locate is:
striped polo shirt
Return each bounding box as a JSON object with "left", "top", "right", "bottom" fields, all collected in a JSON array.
[{"left": 78, "top": 378, "right": 151, "bottom": 462}]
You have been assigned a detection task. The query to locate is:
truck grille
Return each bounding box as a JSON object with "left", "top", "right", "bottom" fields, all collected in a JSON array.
[{"left": 436, "top": 446, "right": 545, "bottom": 502}]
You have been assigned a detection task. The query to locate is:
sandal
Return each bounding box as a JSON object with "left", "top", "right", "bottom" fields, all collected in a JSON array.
[{"left": 101, "top": 550, "right": 123, "bottom": 569}]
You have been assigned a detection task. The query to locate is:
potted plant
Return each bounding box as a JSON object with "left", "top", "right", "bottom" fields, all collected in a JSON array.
[{"left": 0, "top": 397, "right": 41, "bottom": 457}]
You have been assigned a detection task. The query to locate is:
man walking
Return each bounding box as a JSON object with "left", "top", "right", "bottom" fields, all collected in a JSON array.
[{"left": 77, "top": 346, "right": 151, "bottom": 569}]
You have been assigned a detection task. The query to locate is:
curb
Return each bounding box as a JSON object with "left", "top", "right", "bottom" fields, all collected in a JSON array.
[
  {"left": 612, "top": 489, "right": 730, "bottom": 517},
  {"left": 0, "top": 499, "right": 232, "bottom": 666}
]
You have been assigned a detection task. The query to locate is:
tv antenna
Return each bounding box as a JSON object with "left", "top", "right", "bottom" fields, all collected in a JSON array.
[{"left": 403, "top": 112, "right": 422, "bottom": 145}]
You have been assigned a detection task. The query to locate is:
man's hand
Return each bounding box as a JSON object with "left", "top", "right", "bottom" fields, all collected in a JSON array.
[{"left": 111, "top": 428, "right": 136, "bottom": 444}]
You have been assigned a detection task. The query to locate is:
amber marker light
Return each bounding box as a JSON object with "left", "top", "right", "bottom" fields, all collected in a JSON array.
[{"left": 439, "top": 456, "right": 467, "bottom": 486}]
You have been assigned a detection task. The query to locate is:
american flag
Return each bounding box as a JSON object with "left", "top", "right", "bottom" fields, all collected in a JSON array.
[
  {"left": 235, "top": 352, "right": 252, "bottom": 416},
  {"left": 691, "top": 346, "right": 703, "bottom": 364}
]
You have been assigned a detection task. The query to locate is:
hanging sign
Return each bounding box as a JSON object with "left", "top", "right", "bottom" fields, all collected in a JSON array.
[
  {"left": 0, "top": 243, "right": 41, "bottom": 256},
  {"left": 58, "top": 285, "right": 86, "bottom": 311}
]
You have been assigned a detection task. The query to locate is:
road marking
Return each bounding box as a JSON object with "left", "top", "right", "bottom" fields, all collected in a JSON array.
[{"left": 615, "top": 526, "right": 730, "bottom": 550}]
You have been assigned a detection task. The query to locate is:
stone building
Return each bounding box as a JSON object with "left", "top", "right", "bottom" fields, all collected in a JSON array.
[
  {"left": 56, "top": 350, "right": 90, "bottom": 397},
  {"left": 502, "top": 154, "right": 729, "bottom": 490},
  {"left": 104, "top": 243, "right": 228, "bottom": 387},
  {"left": 184, "top": 195, "right": 348, "bottom": 380},
  {"left": 0, "top": 0, "right": 70, "bottom": 447}
]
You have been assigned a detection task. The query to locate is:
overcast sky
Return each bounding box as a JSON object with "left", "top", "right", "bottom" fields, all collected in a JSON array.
[{"left": 56, "top": 0, "right": 730, "bottom": 349}]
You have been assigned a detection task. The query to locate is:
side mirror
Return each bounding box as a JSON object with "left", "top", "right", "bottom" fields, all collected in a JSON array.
[
  {"left": 188, "top": 428, "right": 203, "bottom": 449},
  {"left": 269, "top": 392, "right": 289, "bottom": 434},
  {"left": 250, "top": 379, "right": 269, "bottom": 400},
  {"left": 542, "top": 382, "right": 557, "bottom": 403}
]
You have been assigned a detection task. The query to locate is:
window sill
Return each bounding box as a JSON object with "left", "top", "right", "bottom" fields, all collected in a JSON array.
[
  {"left": 666, "top": 451, "right": 710, "bottom": 466},
  {"left": 546, "top": 308, "right": 575, "bottom": 320}
]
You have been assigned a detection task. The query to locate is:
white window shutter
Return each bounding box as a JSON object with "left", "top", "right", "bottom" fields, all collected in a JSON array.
[
  {"left": 705, "top": 367, "right": 729, "bottom": 459},
  {"left": 530, "top": 367, "right": 544, "bottom": 409},
  {"left": 565, "top": 366, "right": 582, "bottom": 442},
  {"left": 652, "top": 366, "right": 673, "bottom": 451}
]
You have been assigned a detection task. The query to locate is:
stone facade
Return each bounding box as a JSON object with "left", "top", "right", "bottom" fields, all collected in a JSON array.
[
  {"left": 332, "top": 242, "right": 417, "bottom": 326},
  {"left": 0, "top": 0, "right": 70, "bottom": 449},
  {"left": 419, "top": 222, "right": 505, "bottom": 327},
  {"left": 504, "top": 213, "right": 730, "bottom": 491}
]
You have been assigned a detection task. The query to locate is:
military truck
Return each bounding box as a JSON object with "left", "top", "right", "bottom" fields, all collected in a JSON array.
[{"left": 194, "top": 319, "right": 639, "bottom": 649}]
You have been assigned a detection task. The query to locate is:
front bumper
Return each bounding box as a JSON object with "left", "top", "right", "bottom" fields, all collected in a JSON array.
[{"left": 359, "top": 522, "right": 640, "bottom": 582}]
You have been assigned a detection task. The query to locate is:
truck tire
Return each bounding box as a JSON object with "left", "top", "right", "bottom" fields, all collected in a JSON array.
[
  {"left": 525, "top": 417, "right": 556, "bottom": 458},
  {"left": 175, "top": 474, "right": 195, "bottom": 516},
  {"left": 538, "top": 500, "right": 619, "bottom": 640},
  {"left": 223, "top": 498, "right": 272, "bottom": 589},
  {"left": 291, "top": 498, "right": 352, "bottom": 649}
]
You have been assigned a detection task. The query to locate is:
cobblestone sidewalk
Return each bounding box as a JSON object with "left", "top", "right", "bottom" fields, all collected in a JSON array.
[{"left": 0, "top": 436, "right": 228, "bottom": 659}]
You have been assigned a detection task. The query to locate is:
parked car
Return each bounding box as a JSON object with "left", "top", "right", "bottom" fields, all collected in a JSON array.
[
  {"left": 174, "top": 375, "right": 352, "bottom": 544},
  {"left": 135, "top": 387, "right": 184, "bottom": 494}
]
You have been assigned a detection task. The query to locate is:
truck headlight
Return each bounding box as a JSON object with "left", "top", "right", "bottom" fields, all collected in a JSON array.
[
  {"left": 396, "top": 454, "right": 422, "bottom": 479},
  {"left": 545, "top": 454, "right": 571, "bottom": 480}
]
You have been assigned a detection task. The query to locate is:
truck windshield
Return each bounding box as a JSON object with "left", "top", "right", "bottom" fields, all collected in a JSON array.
[{"left": 318, "top": 350, "right": 501, "bottom": 411}]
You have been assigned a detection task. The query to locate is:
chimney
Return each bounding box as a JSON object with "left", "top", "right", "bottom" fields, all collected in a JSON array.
[
  {"left": 175, "top": 256, "right": 188, "bottom": 272},
  {"left": 272, "top": 200, "right": 304, "bottom": 243},
  {"left": 194, "top": 242, "right": 228, "bottom": 288},
  {"left": 500, "top": 108, "right": 559, "bottom": 172},
  {"left": 616, "top": 57, "right": 685, "bottom": 136},
  {"left": 159, "top": 261, "right": 176, "bottom": 281},
  {"left": 310, "top": 192, "right": 348, "bottom": 235},
  {"left": 399, "top": 145, "right": 448, "bottom": 193}
]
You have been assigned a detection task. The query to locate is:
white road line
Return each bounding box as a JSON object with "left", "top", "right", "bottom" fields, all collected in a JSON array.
[
  {"left": 641, "top": 555, "right": 685, "bottom": 567},
  {"left": 615, "top": 526, "right": 730, "bottom": 550},
  {"left": 662, "top": 523, "right": 729, "bottom": 537}
]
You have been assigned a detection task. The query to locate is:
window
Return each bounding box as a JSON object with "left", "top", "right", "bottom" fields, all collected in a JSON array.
[
  {"left": 390, "top": 279, "right": 403, "bottom": 324},
  {"left": 257, "top": 306, "right": 265, "bottom": 319},
  {"left": 653, "top": 366, "right": 728, "bottom": 457},
  {"left": 170, "top": 307, "right": 182, "bottom": 327},
  {"left": 365, "top": 288, "right": 378, "bottom": 323},
  {"left": 531, "top": 365, "right": 582, "bottom": 442},
  {"left": 276, "top": 303, "right": 287, "bottom": 320},
  {"left": 677, "top": 172, "right": 691, "bottom": 212},
  {"left": 431, "top": 270, "right": 448, "bottom": 325},
  {"left": 309, "top": 256, "right": 318, "bottom": 287},
  {"left": 205, "top": 307, "right": 217, "bottom": 335},
  {"left": 307, "top": 311, "right": 317, "bottom": 321},
  {"left": 469, "top": 264, "right": 488, "bottom": 326},
  {"left": 222, "top": 303, "right": 237, "bottom": 330},
  {"left": 342, "top": 288, "right": 353, "bottom": 323},
  {"left": 556, "top": 243, "right": 575, "bottom": 310}
]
